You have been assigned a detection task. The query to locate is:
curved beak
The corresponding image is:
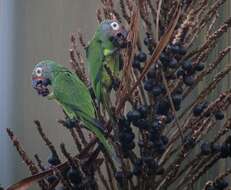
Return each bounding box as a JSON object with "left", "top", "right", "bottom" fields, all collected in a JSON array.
[
  {"left": 111, "top": 27, "right": 128, "bottom": 48},
  {"left": 32, "top": 77, "right": 50, "bottom": 97},
  {"left": 116, "top": 27, "right": 128, "bottom": 40}
]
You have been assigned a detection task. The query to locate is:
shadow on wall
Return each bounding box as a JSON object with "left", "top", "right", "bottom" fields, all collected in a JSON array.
[{"left": 0, "top": 0, "right": 100, "bottom": 188}]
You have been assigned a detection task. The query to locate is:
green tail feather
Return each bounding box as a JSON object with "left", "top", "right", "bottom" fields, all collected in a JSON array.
[
  {"left": 63, "top": 101, "right": 121, "bottom": 171},
  {"left": 84, "top": 121, "right": 122, "bottom": 172}
]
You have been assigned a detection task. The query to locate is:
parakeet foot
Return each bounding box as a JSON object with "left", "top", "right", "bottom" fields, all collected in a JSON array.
[
  {"left": 112, "top": 78, "right": 121, "bottom": 91},
  {"left": 88, "top": 87, "right": 96, "bottom": 100},
  {"left": 65, "top": 118, "right": 78, "bottom": 129}
]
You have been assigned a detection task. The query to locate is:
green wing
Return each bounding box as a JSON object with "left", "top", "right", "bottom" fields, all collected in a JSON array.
[
  {"left": 86, "top": 38, "right": 104, "bottom": 102},
  {"left": 52, "top": 71, "right": 95, "bottom": 120},
  {"left": 52, "top": 71, "right": 119, "bottom": 169}
]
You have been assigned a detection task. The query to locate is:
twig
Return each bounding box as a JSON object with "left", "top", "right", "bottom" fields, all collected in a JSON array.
[
  {"left": 161, "top": 69, "right": 184, "bottom": 142},
  {"left": 6, "top": 128, "right": 48, "bottom": 190}
]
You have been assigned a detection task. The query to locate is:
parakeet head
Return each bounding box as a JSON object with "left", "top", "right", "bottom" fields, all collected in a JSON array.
[
  {"left": 32, "top": 60, "right": 59, "bottom": 96},
  {"left": 97, "top": 20, "right": 128, "bottom": 48}
]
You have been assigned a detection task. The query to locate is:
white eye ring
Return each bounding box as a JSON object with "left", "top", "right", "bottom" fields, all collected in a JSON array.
[
  {"left": 110, "top": 22, "right": 120, "bottom": 30},
  {"left": 35, "top": 67, "right": 43, "bottom": 77}
]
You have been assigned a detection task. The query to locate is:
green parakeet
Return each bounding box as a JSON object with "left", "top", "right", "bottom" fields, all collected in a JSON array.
[
  {"left": 86, "top": 20, "right": 127, "bottom": 106},
  {"left": 32, "top": 60, "right": 120, "bottom": 170}
]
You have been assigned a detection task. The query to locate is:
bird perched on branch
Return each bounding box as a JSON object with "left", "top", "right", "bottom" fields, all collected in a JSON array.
[
  {"left": 32, "top": 60, "right": 120, "bottom": 170},
  {"left": 86, "top": 20, "right": 128, "bottom": 110}
]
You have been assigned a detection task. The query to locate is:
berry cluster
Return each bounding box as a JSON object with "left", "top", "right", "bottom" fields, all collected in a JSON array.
[
  {"left": 177, "top": 61, "right": 204, "bottom": 86},
  {"left": 132, "top": 156, "right": 164, "bottom": 177},
  {"left": 200, "top": 136, "right": 231, "bottom": 158},
  {"left": 127, "top": 105, "right": 149, "bottom": 129},
  {"left": 66, "top": 167, "right": 83, "bottom": 189},
  {"left": 193, "top": 101, "right": 209, "bottom": 117},
  {"left": 118, "top": 117, "right": 135, "bottom": 157},
  {"left": 132, "top": 51, "right": 147, "bottom": 71},
  {"left": 193, "top": 101, "right": 225, "bottom": 120},
  {"left": 149, "top": 123, "right": 169, "bottom": 154},
  {"left": 200, "top": 142, "right": 221, "bottom": 155}
]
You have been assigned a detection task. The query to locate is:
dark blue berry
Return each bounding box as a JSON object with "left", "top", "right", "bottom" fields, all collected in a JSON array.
[
  {"left": 200, "top": 142, "right": 212, "bottom": 155},
  {"left": 137, "top": 105, "right": 148, "bottom": 118},
  {"left": 195, "top": 63, "right": 205, "bottom": 71},
  {"left": 144, "top": 33, "right": 153, "bottom": 46},
  {"left": 214, "top": 111, "right": 224, "bottom": 120},
  {"left": 176, "top": 68, "right": 185, "bottom": 78},
  {"left": 183, "top": 75, "right": 194, "bottom": 86},
  {"left": 47, "top": 175, "right": 58, "bottom": 184},
  {"left": 159, "top": 53, "right": 171, "bottom": 65},
  {"left": 168, "top": 44, "right": 187, "bottom": 55},
  {"left": 118, "top": 117, "right": 130, "bottom": 128},
  {"left": 152, "top": 85, "right": 163, "bottom": 96},
  {"left": 220, "top": 144, "right": 230, "bottom": 158},
  {"left": 144, "top": 80, "right": 154, "bottom": 91},
  {"left": 182, "top": 61, "right": 193, "bottom": 71},
  {"left": 66, "top": 119, "right": 77, "bottom": 129},
  {"left": 48, "top": 154, "right": 60, "bottom": 166},
  {"left": 211, "top": 144, "right": 221, "bottom": 153},
  {"left": 67, "top": 168, "right": 82, "bottom": 184},
  {"left": 137, "top": 52, "right": 147, "bottom": 62},
  {"left": 155, "top": 99, "right": 170, "bottom": 115},
  {"left": 152, "top": 121, "right": 164, "bottom": 130},
  {"left": 132, "top": 119, "right": 150, "bottom": 129},
  {"left": 168, "top": 58, "right": 178, "bottom": 68},
  {"left": 193, "top": 104, "right": 204, "bottom": 117},
  {"left": 126, "top": 110, "right": 141, "bottom": 122},
  {"left": 119, "top": 133, "right": 135, "bottom": 143},
  {"left": 172, "top": 94, "right": 182, "bottom": 107}
]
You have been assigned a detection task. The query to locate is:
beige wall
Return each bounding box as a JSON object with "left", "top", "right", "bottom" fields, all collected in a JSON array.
[{"left": 0, "top": 0, "right": 101, "bottom": 188}]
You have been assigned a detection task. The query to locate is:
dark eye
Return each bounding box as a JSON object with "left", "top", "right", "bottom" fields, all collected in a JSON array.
[
  {"left": 110, "top": 22, "right": 119, "bottom": 30},
  {"left": 35, "top": 67, "right": 43, "bottom": 77}
]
